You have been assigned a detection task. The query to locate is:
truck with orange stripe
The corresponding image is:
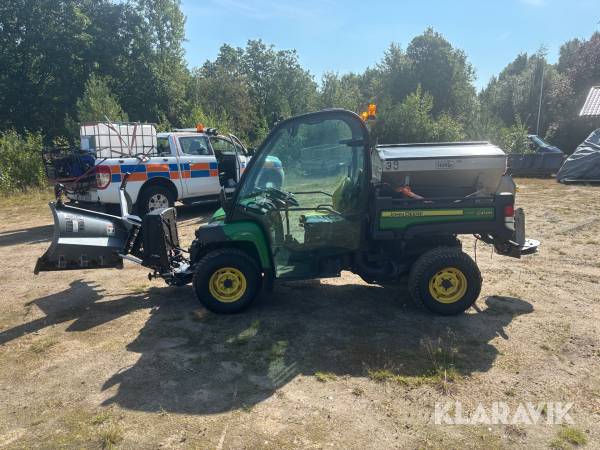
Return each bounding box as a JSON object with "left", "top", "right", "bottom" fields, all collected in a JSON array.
[{"left": 47, "top": 122, "right": 284, "bottom": 215}]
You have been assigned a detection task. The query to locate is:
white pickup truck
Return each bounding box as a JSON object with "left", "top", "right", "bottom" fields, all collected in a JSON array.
[{"left": 45, "top": 122, "right": 284, "bottom": 214}]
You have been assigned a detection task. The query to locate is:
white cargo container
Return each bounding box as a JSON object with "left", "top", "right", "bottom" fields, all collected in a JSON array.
[
  {"left": 371, "top": 142, "right": 507, "bottom": 197},
  {"left": 80, "top": 122, "right": 157, "bottom": 158}
]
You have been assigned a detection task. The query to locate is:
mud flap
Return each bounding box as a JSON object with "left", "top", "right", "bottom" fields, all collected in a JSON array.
[
  {"left": 493, "top": 208, "right": 539, "bottom": 257},
  {"left": 34, "top": 202, "right": 129, "bottom": 273}
]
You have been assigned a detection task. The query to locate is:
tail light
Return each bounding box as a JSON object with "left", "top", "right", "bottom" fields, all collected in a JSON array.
[
  {"left": 503, "top": 204, "right": 515, "bottom": 218},
  {"left": 504, "top": 204, "right": 515, "bottom": 231},
  {"left": 95, "top": 165, "right": 111, "bottom": 190}
]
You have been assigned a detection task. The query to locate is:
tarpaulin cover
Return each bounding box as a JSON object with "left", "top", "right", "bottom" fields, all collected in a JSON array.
[
  {"left": 557, "top": 129, "right": 600, "bottom": 182},
  {"left": 508, "top": 152, "right": 564, "bottom": 176}
]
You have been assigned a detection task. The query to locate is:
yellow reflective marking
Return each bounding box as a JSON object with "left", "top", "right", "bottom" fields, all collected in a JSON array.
[{"left": 381, "top": 209, "right": 464, "bottom": 218}]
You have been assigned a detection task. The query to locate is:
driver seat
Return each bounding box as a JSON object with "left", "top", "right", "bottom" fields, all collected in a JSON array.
[
  {"left": 331, "top": 169, "right": 363, "bottom": 216},
  {"left": 299, "top": 170, "right": 364, "bottom": 249}
]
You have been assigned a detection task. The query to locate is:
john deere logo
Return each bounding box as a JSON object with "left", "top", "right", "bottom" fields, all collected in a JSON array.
[{"left": 382, "top": 209, "right": 464, "bottom": 218}]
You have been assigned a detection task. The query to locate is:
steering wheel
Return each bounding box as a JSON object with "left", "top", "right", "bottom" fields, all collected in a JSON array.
[{"left": 266, "top": 187, "right": 299, "bottom": 207}]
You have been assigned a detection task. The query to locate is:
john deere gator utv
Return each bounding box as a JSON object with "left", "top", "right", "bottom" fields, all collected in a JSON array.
[{"left": 35, "top": 109, "right": 538, "bottom": 315}]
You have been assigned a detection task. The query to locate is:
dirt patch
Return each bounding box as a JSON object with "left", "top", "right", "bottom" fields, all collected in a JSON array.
[{"left": 0, "top": 180, "right": 599, "bottom": 448}]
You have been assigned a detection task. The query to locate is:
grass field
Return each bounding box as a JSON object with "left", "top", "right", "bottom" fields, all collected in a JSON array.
[{"left": 0, "top": 179, "right": 599, "bottom": 449}]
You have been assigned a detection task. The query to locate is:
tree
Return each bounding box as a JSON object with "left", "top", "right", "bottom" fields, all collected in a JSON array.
[
  {"left": 479, "top": 50, "right": 551, "bottom": 131},
  {"left": 0, "top": 0, "right": 190, "bottom": 140},
  {"left": 406, "top": 29, "right": 476, "bottom": 118},
  {"left": 76, "top": 75, "right": 128, "bottom": 122},
  {"left": 0, "top": 130, "right": 45, "bottom": 192},
  {"left": 373, "top": 30, "right": 477, "bottom": 120},
  {"left": 131, "top": 0, "right": 189, "bottom": 124},
  {"left": 0, "top": 0, "right": 95, "bottom": 137},
  {"left": 187, "top": 44, "right": 256, "bottom": 140},
  {"left": 546, "top": 32, "right": 600, "bottom": 151},
  {"left": 319, "top": 72, "right": 366, "bottom": 112},
  {"left": 188, "top": 40, "right": 318, "bottom": 144},
  {"left": 242, "top": 39, "right": 317, "bottom": 124},
  {"left": 373, "top": 86, "right": 465, "bottom": 144}
]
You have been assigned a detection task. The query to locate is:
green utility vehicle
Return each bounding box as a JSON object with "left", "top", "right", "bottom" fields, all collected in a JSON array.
[{"left": 36, "top": 109, "right": 538, "bottom": 315}]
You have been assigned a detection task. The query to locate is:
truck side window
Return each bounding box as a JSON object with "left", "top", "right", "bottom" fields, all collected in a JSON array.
[
  {"left": 157, "top": 137, "right": 171, "bottom": 156},
  {"left": 210, "top": 137, "right": 238, "bottom": 155},
  {"left": 179, "top": 136, "right": 211, "bottom": 156}
]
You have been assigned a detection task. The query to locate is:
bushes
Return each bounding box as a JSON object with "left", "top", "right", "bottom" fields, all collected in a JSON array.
[
  {"left": 373, "top": 86, "right": 465, "bottom": 144},
  {"left": 0, "top": 130, "right": 46, "bottom": 193},
  {"left": 494, "top": 121, "right": 531, "bottom": 154}
]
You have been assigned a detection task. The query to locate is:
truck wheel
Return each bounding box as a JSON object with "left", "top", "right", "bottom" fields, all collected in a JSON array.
[
  {"left": 137, "top": 185, "right": 174, "bottom": 215},
  {"left": 192, "top": 248, "right": 260, "bottom": 314},
  {"left": 408, "top": 247, "right": 481, "bottom": 315}
]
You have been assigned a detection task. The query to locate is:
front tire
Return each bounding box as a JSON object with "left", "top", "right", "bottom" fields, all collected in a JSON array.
[
  {"left": 408, "top": 247, "right": 481, "bottom": 315},
  {"left": 192, "top": 248, "right": 260, "bottom": 314}
]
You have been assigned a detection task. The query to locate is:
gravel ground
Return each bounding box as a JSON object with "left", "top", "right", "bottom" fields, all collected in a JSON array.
[{"left": 0, "top": 178, "right": 599, "bottom": 449}]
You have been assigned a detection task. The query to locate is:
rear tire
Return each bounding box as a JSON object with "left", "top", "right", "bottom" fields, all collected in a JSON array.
[
  {"left": 192, "top": 248, "right": 260, "bottom": 314},
  {"left": 408, "top": 247, "right": 481, "bottom": 315},
  {"left": 137, "top": 185, "right": 175, "bottom": 215}
]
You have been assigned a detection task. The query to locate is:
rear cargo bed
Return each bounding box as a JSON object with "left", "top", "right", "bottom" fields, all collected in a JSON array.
[
  {"left": 371, "top": 191, "right": 515, "bottom": 242},
  {"left": 371, "top": 142, "right": 507, "bottom": 198}
]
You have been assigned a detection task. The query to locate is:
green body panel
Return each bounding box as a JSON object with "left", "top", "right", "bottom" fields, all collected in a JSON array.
[
  {"left": 379, "top": 207, "right": 495, "bottom": 230},
  {"left": 211, "top": 207, "right": 226, "bottom": 222},
  {"left": 201, "top": 218, "right": 272, "bottom": 269}
]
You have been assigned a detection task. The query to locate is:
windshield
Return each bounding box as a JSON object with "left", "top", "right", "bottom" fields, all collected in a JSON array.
[
  {"left": 530, "top": 135, "right": 549, "bottom": 147},
  {"left": 237, "top": 116, "right": 365, "bottom": 211}
]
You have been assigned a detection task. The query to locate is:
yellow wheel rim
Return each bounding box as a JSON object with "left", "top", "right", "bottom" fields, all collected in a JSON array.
[
  {"left": 428, "top": 267, "right": 468, "bottom": 304},
  {"left": 209, "top": 267, "right": 247, "bottom": 303}
]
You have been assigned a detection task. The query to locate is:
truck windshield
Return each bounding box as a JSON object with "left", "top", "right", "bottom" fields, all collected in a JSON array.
[
  {"left": 530, "top": 136, "right": 549, "bottom": 147},
  {"left": 237, "top": 116, "right": 364, "bottom": 211}
]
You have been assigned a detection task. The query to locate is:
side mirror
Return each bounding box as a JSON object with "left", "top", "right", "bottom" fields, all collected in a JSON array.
[{"left": 247, "top": 148, "right": 256, "bottom": 156}]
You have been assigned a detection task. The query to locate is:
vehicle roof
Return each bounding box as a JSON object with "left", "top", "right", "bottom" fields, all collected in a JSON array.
[{"left": 157, "top": 131, "right": 229, "bottom": 138}]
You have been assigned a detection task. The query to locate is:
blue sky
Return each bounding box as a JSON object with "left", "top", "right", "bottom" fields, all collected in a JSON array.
[{"left": 181, "top": 0, "right": 599, "bottom": 90}]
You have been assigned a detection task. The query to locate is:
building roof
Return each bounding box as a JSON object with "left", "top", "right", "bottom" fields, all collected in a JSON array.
[{"left": 580, "top": 86, "right": 600, "bottom": 117}]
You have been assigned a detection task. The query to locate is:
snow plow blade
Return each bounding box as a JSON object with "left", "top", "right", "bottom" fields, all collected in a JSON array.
[{"left": 34, "top": 202, "right": 128, "bottom": 274}]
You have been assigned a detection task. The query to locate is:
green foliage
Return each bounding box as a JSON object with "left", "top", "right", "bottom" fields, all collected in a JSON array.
[
  {"left": 319, "top": 72, "right": 364, "bottom": 112},
  {"left": 495, "top": 120, "right": 531, "bottom": 154},
  {"left": 376, "top": 29, "right": 476, "bottom": 119},
  {"left": 0, "top": 130, "right": 45, "bottom": 192},
  {"left": 187, "top": 39, "right": 317, "bottom": 145},
  {"left": 479, "top": 49, "right": 550, "bottom": 133},
  {"left": 0, "top": 0, "right": 189, "bottom": 137},
  {"left": 374, "top": 86, "right": 465, "bottom": 144},
  {"left": 481, "top": 33, "right": 600, "bottom": 153},
  {"left": 550, "top": 426, "right": 587, "bottom": 448},
  {"left": 76, "top": 75, "right": 128, "bottom": 123},
  {"left": 183, "top": 106, "right": 233, "bottom": 135},
  {"left": 0, "top": 0, "right": 598, "bottom": 189}
]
